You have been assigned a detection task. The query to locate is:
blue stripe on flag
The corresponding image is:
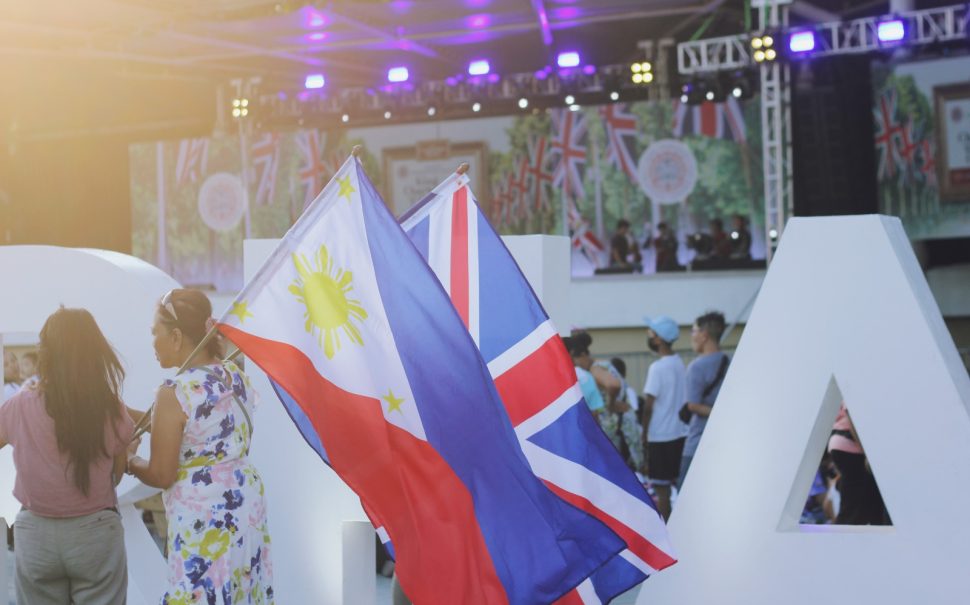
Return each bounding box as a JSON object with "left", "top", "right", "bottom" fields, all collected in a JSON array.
[
  {"left": 527, "top": 403, "right": 657, "bottom": 507},
  {"left": 406, "top": 213, "right": 430, "bottom": 263},
  {"left": 268, "top": 377, "right": 330, "bottom": 465},
  {"left": 356, "top": 162, "right": 625, "bottom": 605},
  {"left": 589, "top": 555, "right": 648, "bottom": 603},
  {"left": 476, "top": 213, "right": 549, "bottom": 363}
]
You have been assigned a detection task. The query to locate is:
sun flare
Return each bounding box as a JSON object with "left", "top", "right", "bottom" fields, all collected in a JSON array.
[{"left": 289, "top": 245, "right": 368, "bottom": 359}]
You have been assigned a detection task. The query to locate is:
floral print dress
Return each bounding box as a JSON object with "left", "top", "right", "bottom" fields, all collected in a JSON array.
[{"left": 161, "top": 361, "right": 274, "bottom": 605}]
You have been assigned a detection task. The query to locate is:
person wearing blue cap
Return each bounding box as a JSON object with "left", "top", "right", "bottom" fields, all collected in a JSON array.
[{"left": 641, "top": 315, "right": 687, "bottom": 520}]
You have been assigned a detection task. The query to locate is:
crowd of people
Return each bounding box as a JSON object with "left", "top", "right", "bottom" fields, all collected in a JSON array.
[
  {"left": 607, "top": 214, "right": 754, "bottom": 274},
  {"left": 0, "top": 289, "right": 274, "bottom": 605},
  {"left": 564, "top": 311, "right": 888, "bottom": 526}
]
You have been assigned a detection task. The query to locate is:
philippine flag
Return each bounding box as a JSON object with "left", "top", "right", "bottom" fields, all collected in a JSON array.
[
  {"left": 217, "top": 155, "right": 625, "bottom": 605},
  {"left": 400, "top": 172, "right": 677, "bottom": 604}
]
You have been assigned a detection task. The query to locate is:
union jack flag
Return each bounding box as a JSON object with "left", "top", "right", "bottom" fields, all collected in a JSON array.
[
  {"left": 250, "top": 132, "right": 280, "bottom": 206},
  {"left": 601, "top": 104, "right": 640, "bottom": 180},
  {"left": 874, "top": 90, "right": 903, "bottom": 181},
  {"left": 526, "top": 136, "right": 554, "bottom": 211},
  {"left": 897, "top": 120, "right": 920, "bottom": 183},
  {"left": 918, "top": 137, "right": 936, "bottom": 187},
  {"left": 512, "top": 155, "right": 531, "bottom": 220},
  {"left": 401, "top": 173, "right": 677, "bottom": 605},
  {"left": 672, "top": 97, "right": 746, "bottom": 142},
  {"left": 551, "top": 109, "right": 588, "bottom": 199},
  {"left": 174, "top": 137, "right": 209, "bottom": 187},
  {"left": 569, "top": 201, "right": 605, "bottom": 268},
  {"left": 296, "top": 129, "right": 341, "bottom": 210},
  {"left": 492, "top": 173, "right": 514, "bottom": 228}
]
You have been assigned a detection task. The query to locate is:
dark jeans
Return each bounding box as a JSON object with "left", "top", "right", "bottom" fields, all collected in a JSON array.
[{"left": 831, "top": 450, "right": 890, "bottom": 526}]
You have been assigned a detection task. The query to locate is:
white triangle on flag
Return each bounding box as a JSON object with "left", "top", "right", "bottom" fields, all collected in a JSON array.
[{"left": 637, "top": 215, "right": 970, "bottom": 605}]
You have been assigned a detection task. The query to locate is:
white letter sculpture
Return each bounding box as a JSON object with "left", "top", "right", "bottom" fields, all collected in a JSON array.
[{"left": 636, "top": 215, "right": 970, "bottom": 605}]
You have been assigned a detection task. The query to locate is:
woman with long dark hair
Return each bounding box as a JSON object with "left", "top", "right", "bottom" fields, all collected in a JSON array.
[
  {"left": 126, "top": 288, "right": 274, "bottom": 604},
  {"left": 0, "top": 307, "right": 134, "bottom": 605}
]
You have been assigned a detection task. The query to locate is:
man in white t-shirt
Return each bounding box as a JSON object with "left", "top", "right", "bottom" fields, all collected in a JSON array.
[{"left": 642, "top": 315, "right": 688, "bottom": 520}]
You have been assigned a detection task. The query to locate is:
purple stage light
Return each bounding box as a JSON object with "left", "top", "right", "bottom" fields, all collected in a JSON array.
[
  {"left": 467, "top": 13, "right": 490, "bottom": 29},
  {"left": 306, "top": 32, "right": 327, "bottom": 42},
  {"left": 534, "top": 69, "right": 548, "bottom": 80},
  {"left": 306, "top": 10, "right": 327, "bottom": 28},
  {"left": 304, "top": 74, "right": 325, "bottom": 89},
  {"left": 582, "top": 65, "right": 596, "bottom": 75},
  {"left": 387, "top": 66, "right": 409, "bottom": 83},
  {"left": 557, "top": 51, "right": 580, "bottom": 68},
  {"left": 468, "top": 59, "right": 490, "bottom": 76},
  {"left": 487, "top": 73, "right": 499, "bottom": 83},
  {"left": 445, "top": 76, "right": 458, "bottom": 87},
  {"left": 877, "top": 19, "right": 905, "bottom": 43},
  {"left": 788, "top": 31, "right": 816, "bottom": 53}
]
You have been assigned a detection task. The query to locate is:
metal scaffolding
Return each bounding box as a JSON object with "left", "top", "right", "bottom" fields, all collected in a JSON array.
[{"left": 675, "top": 1, "right": 970, "bottom": 260}]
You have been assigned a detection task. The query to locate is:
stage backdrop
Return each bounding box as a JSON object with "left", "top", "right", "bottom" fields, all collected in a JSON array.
[
  {"left": 872, "top": 55, "right": 970, "bottom": 240},
  {"left": 129, "top": 97, "right": 764, "bottom": 292}
]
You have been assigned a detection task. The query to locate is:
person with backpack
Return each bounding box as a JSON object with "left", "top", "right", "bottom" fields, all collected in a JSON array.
[
  {"left": 126, "top": 289, "right": 275, "bottom": 604},
  {"left": 678, "top": 311, "right": 730, "bottom": 490}
]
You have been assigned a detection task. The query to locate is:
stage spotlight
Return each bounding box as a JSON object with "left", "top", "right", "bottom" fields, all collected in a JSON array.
[
  {"left": 788, "top": 30, "right": 816, "bottom": 54},
  {"left": 518, "top": 97, "right": 529, "bottom": 109},
  {"left": 387, "top": 66, "right": 409, "bottom": 83},
  {"left": 384, "top": 110, "right": 392, "bottom": 119},
  {"left": 557, "top": 51, "right": 581, "bottom": 68},
  {"left": 680, "top": 81, "right": 705, "bottom": 106},
  {"left": 769, "top": 228, "right": 779, "bottom": 241},
  {"left": 427, "top": 106, "right": 437, "bottom": 117},
  {"left": 609, "top": 91, "right": 620, "bottom": 101},
  {"left": 727, "top": 70, "right": 756, "bottom": 100},
  {"left": 304, "top": 74, "right": 325, "bottom": 89},
  {"left": 341, "top": 114, "right": 350, "bottom": 123},
  {"left": 468, "top": 59, "right": 490, "bottom": 76},
  {"left": 564, "top": 94, "right": 575, "bottom": 105},
  {"left": 877, "top": 19, "right": 905, "bottom": 43},
  {"left": 751, "top": 33, "right": 776, "bottom": 62},
  {"left": 472, "top": 102, "right": 482, "bottom": 112},
  {"left": 232, "top": 98, "right": 249, "bottom": 118},
  {"left": 569, "top": 104, "right": 580, "bottom": 112},
  {"left": 630, "top": 61, "right": 653, "bottom": 85}
]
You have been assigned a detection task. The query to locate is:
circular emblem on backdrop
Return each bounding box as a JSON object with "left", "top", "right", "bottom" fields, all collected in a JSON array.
[
  {"left": 637, "top": 139, "right": 698, "bottom": 204},
  {"left": 198, "top": 173, "right": 245, "bottom": 232}
]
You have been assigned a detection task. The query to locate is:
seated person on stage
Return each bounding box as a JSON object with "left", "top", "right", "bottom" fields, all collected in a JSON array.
[
  {"left": 609, "top": 219, "right": 641, "bottom": 272},
  {"left": 654, "top": 222, "right": 680, "bottom": 272},
  {"left": 710, "top": 218, "right": 732, "bottom": 260},
  {"left": 729, "top": 214, "right": 752, "bottom": 260}
]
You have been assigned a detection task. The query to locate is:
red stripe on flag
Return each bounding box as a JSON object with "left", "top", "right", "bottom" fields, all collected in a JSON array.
[
  {"left": 220, "top": 325, "right": 509, "bottom": 605},
  {"left": 450, "top": 186, "right": 470, "bottom": 328},
  {"left": 493, "top": 335, "right": 576, "bottom": 426},
  {"left": 544, "top": 481, "right": 677, "bottom": 572},
  {"left": 700, "top": 102, "right": 718, "bottom": 138}
]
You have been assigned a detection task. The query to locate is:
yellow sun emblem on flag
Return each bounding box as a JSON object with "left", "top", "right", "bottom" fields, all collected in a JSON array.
[{"left": 289, "top": 245, "right": 368, "bottom": 359}]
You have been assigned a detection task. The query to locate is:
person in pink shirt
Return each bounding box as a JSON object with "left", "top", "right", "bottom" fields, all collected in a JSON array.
[
  {"left": 0, "top": 307, "right": 134, "bottom": 605},
  {"left": 827, "top": 402, "right": 889, "bottom": 525}
]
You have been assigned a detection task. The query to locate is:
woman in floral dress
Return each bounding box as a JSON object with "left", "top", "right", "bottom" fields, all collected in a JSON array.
[{"left": 127, "top": 289, "right": 274, "bottom": 604}]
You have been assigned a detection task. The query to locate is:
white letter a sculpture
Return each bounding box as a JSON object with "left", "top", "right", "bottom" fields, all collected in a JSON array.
[{"left": 637, "top": 215, "right": 970, "bottom": 605}]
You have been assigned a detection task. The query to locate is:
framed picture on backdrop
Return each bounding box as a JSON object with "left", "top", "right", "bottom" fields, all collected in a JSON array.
[
  {"left": 383, "top": 140, "right": 489, "bottom": 217},
  {"left": 934, "top": 82, "right": 970, "bottom": 202}
]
